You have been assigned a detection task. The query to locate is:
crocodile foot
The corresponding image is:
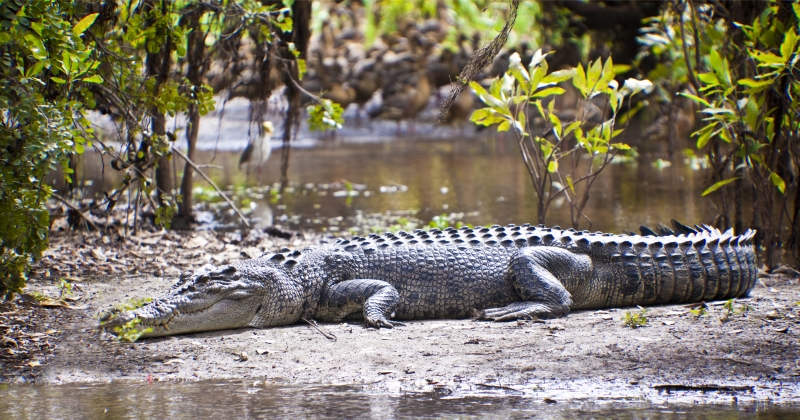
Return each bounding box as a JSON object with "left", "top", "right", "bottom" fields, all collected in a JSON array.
[
  {"left": 478, "top": 301, "right": 570, "bottom": 322},
  {"left": 365, "top": 315, "right": 405, "bottom": 328}
]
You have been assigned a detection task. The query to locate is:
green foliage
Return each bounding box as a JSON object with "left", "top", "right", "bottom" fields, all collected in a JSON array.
[
  {"left": 687, "top": 5, "right": 799, "bottom": 192},
  {"left": 623, "top": 307, "right": 648, "bottom": 328},
  {"left": 0, "top": 0, "right": 103, "bottom": 298},
  {"left": 719, "top": 298, "right": 751, "bottom": 322},
  {"left": 27, "top": 291, "right": 49, "bottom": 302},
  {"left": 58, "top": 278, "right": 73, "bottom": 299},
  {"left": 154, "top": 194, "right": 180, "bottom": 229},
  {"left": 116, "top": 297, "right": 154, "bottom": 312},
  {"left": 378, "top": 217, "right": 415, "bottom": 233},
  {"left": 689, "top": 305, "right": 707, "bottom": 318},
  {"left": 99, "top": 296, "right": 153, "bottom": 342},
  {"left": 640, "top": 1, "right": 800, "bottom": 267},
  {"left": 471, "top": 49, "right": 648, "bottom": 226},
  {"left": 307, "top": 99, "right": 344, "bottom": 131},
  {"left": 113, "top": 318, "right": 153, "bottom": 343},
  {"left": 427, "top": 214, "right": 465, "bottom": 230}
]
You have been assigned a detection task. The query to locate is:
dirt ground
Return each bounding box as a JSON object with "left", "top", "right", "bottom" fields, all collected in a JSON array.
[{"left": 2, "top": 229, "right": 799, "bottom": 402}]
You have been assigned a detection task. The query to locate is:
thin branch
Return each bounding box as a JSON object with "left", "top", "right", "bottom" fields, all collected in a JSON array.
[
  {"left": 438, "top": 0, "right": 520, "bottom": 121},
  {"left": 49, "top": 192, "right": 99, "bottom": 231},
  {"left": 676, "top": 0, "right": 703, "bottom": 95},
  {"left": 302, "top": 317, "right": 337, "bottom": 341},
  {"left": 170, "top": 146, "right": 250, "bottom": 227}
]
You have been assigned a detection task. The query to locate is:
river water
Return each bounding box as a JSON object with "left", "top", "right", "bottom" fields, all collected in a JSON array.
[
  {"left": 1, "top": 379, "right": 798, "bottom": 419},
  {"left": 67, "top": 131, "right": 713, "bottom": 234}
]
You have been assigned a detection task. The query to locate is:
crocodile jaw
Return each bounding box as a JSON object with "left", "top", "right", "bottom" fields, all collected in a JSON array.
[{"left": 103, "top": 287, "right": 265, "bottom": 338}]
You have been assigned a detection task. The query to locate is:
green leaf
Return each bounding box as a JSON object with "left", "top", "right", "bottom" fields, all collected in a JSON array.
[
  {"left": 573, "top": 63, "right": 587, "bottom": 97},
  {"left": 297, "top": 58, "right": 307, "bottom": 80},
  {"left": 549, "top": 112, "right": 562, "bottom": 139},
  {"left": 697, "top": 72, "right": 719, "bottom": 85},
  {"left": 719, "top": 128, "right": 733, "bottom": 143},
  {"left": 678, "top": 92, "right": 710, "bottom": 107},
  {"left": 737, "top": 77, "right": 773, "bottom": 91},
  {"left": 470, "top": 81, "right": 489, "bottom": 97},
  {"left": 751, "top": 50, "right": 784, "bottom": 66},
  {"left": 540, "top": 69, "right": 574, "bottom": 86},
  {"left": 50, "top": 76, "right": 67, "bottom": 84},
  {"left": 531, "top": 87, "right": 565, "bottom": 98},
  {"left": 73, "top": 13, "right": 99, "bottom": 35},
  {"left": 770, "top": 172, "right": 786, "bottom": 194},
  {"left": 547, "top": 160, "right": 558, "bottom": 173},
  {"left": 701, "top": 107, "right": 734, "bottom": 115},
  {"left": 24, "top": 34, "right": 48, "bottom": 60},
  {"left": 694, "top": 123, "right": 719, "bottom": 149},
  {"left": 780, "top": 27, "right": 797, "bottom": 63},
  {"left": 563, "top": 121, "right": 581, "bottom": 139},
  {"left": 26, "top": 61, "right": 45, "bottom": 78},
  {"left": 82, "top": 75, "right": 103, "bottom": 84},
  {"left": 534, "top": 99, "right": 545, "bottom": 120},
  {"left": 702, "top": 177, "right": 739, "bottom": 196},
  {"left": 709, "top": 49, "right": 724, "bottom": 78},
  {"left": 587, "top": 59, "right": 602, "bottom": 92}
]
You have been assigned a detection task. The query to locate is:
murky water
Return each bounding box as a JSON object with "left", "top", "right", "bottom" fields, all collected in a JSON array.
[
  {"left": 0, "top": 380, "right": 797, "bottom": 419},
  {"left": 65, "top": 134, "right": 714, "bottom": 234}
]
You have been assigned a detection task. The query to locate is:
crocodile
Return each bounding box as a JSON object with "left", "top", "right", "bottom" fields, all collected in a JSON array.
[{"left": 101, "top": 221, "right": 758, "bottom": 338}]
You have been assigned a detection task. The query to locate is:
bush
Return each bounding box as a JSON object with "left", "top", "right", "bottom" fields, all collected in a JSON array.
[{"left": 0, "top": 1, "right": 99, "bottom": 297}]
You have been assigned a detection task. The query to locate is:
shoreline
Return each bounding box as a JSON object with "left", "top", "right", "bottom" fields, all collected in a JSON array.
[{"left": 1, "top": 229, "right": 798, "bottom": 404}]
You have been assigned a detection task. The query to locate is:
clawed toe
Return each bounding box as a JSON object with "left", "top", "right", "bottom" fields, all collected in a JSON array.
[
  {"left": 366, "top": 317, "right": 403, "bottom": 329},
  {"left": 478, "top": 302, "right": 570, "bottom": 322}
]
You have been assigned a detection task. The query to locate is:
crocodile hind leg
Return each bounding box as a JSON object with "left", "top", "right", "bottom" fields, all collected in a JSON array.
[
  {"left": 316, "top": 279, "right": 403, "bottom": 328},
  {"left": 479, "top": 247, "right": 590, "bottom": 321}
]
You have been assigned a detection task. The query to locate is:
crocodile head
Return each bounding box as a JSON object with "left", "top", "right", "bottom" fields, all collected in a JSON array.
[{"left": 100, "top": 262, "right": 304, "bottom": 338}]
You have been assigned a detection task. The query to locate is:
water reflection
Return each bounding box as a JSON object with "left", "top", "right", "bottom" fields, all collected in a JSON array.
[
  {"left": 60, "top": 135, "right": 714, "bottom": 233},
  {"left": 0, "top": 380, "right": 797, "bottom": 419}
]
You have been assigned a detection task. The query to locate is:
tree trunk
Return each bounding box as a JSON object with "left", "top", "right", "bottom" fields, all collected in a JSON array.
[
  {"left": 144, "top": 0, "right": 174, "bottom": 207},
  {"left": 177, "top": 5, "right": 209, "bottom": 224},
  {"left": 278, "top": 0, "right": 312, "bottom": 190}
]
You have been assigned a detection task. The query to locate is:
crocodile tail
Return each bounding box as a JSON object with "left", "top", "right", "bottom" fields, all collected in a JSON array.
[
  {"left": 620, "top": 227, "right": 758, "bottom": 306},
  {"left": 674, "top": 228, "right": 757, "bottom": 303}
]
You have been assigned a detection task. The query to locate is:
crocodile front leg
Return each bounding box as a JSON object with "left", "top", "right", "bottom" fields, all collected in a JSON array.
[
  {"left": 316, "top": 279, "right": 402, "bottom": 328},
  {"left": 479, "top": 247, "right": 590, "bottom": 321}
]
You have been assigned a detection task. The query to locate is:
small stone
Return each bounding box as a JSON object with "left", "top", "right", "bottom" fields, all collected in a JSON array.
[{"left": 765, "top": 310, "right": 781, "bottom": 320}]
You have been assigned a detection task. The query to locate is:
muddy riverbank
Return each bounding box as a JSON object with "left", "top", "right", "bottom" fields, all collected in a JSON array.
[{"left": 2, "top": 228, "right": 799, "bottom": 404}]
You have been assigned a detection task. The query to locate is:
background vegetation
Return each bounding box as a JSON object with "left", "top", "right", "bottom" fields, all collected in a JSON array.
[{"left": 1, "top": 0, "right": 798, "bottom": 297}]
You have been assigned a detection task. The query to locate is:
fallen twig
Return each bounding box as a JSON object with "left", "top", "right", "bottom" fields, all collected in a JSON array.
[
  {"left": 171, "top": 146, "right": 250, "bottom": 228},
  {"left": 653, "top": 383, "right": 754, "bottom": 393},
  {"left": 302, "top": 317, "right": 337, "bottom": 341},
  {"left": 711, "top": 357, "right": 752, "bottom": 366},
  {"left": 476, "top": 383, "right": 524, "bottom": 393}
]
